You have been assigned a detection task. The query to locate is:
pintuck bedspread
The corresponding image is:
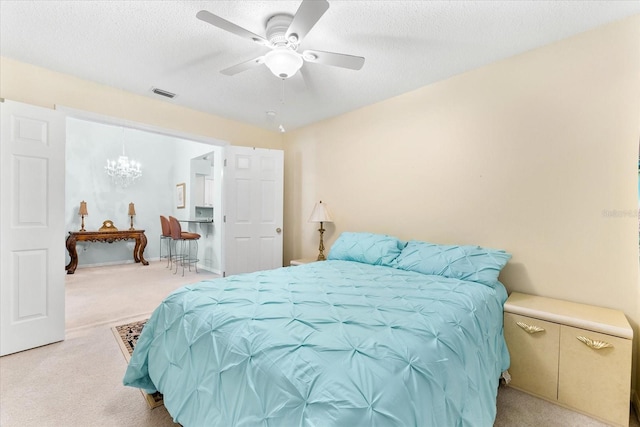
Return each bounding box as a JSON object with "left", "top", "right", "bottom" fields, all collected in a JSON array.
[{"left": 124, "top": 260, "right": 509, "bottom": 426}]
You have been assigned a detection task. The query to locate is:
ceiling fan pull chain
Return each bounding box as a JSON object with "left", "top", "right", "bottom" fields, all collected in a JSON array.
[{"left": 281, "top": 79, "right": 285, "bottom": 104}]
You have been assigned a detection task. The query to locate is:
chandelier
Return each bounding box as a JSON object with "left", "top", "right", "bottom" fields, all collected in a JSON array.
[{"left": 105, "top": 130, "right": 142, "bottom": 188}]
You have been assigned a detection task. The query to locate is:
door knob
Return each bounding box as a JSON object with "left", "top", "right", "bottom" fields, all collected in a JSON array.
[{"left": 276, "top": 228, "right": 282, "bottom": 233}]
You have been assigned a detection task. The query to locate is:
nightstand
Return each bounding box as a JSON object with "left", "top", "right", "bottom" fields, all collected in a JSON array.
[
  {"left": 290, "top": 258, "right": 318, "bottom": 266},
  {"left": 503, "top": 292, "right": 632, "bottom": 427}
]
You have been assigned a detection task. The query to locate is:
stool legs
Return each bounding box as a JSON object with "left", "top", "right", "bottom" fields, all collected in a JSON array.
[
  {"left": 186, "top": 240, "right": 199, "bottom": 274},
  {"left": 172, "top": 239, "right": 182, "bottom": 275},
  {"left": 171, "top": 238, "right": 199, "bottom": 276},
  {"left": 160, "top": 236, "right": 172, "bottom": 268}
]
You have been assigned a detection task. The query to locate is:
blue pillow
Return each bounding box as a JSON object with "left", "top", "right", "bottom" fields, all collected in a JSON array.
[
  {"left": 395, "top": 240, "right": 511, "bottom": 286},
  {"left": 328, "top": 232, "right": 405, "bottom": 266}
]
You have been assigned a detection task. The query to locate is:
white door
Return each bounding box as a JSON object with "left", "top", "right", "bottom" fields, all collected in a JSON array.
[
  {"left": 224, "top": 146, "right": 283, "bottom": 276},
  {"left": 0, "top": 100, "right": 66, "bottom": 356}
]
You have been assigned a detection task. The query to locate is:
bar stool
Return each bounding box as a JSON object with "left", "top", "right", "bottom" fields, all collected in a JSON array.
[
  {"left": 159, "top": 216, "right": 172, "bottom": 268},
  {"left": 168, "top": 216, "right": 201, "bottom": 276}
]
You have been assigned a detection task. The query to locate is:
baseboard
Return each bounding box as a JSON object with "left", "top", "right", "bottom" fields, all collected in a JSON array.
[
  {"left": 75, "top": 259, "right": 221, "bottom": 276},
  {"left": 633, "top": 389, "right": 640, "bottom": 423},
  {"left": 198, "top": 263, "right": 221, "bottom": 275},
  {"left": 75, "top": 259, "right": 137, "bottom": 269}
]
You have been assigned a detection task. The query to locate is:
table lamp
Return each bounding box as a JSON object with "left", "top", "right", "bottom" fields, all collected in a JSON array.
[
  {"left": 308, "top": 201, "right": 333, "bottom": 261},
  {"left": 128, "top": 202, "right": 136, "bottom": 230},
  {"left": 78, "top": 201, "right": 88, "bottom": 232}
]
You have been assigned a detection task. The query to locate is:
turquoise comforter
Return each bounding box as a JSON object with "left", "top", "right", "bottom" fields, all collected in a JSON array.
[{"left": 124, "top": 260, "right": 509, "bottom": 426}]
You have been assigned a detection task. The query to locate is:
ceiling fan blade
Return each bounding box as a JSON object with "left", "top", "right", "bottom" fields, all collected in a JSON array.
[
  {"left": 302, "top": 49, "right": 365, "bottom": 71},
  {"left": 285, "top": 0, "right": 329, "bottom": 44},
  {"left": 220, "top": 56, "right": 265, "bottom": 76},
  {"left": 197, "top": 10, "right": 268, "bottom": 46}
]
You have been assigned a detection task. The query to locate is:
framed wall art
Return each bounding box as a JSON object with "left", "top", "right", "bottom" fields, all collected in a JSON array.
[{"left": 176, "top": 183, "right": 186, "bottom": 209}]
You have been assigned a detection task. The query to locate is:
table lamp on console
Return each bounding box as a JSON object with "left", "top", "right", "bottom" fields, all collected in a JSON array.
[
  {"left": 78, "top": 201, "right": 88, "bottom": 232},
  {"left": 308, "top": 201, "right": 333, "bottom": 261},
  {"left": 128, "top": 202, "right": 136, "bottom": 230}
]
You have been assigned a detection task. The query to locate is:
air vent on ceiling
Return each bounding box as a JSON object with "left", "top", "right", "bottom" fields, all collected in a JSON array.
[{"left": 151, "top": 87, "right": 176, "bottom": 99}]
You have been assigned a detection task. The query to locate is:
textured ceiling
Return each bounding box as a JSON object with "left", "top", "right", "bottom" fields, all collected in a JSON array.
[{"left": 1, "top": 1, "right": 639, "bottom": 132}]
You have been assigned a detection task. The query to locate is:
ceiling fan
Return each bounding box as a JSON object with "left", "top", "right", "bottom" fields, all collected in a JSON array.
[{"left": 196, "top": 0, "right": 365, "bottom": 80}]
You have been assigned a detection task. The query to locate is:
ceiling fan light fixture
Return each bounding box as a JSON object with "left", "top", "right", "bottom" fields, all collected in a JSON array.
[{"left": 264, "top": 49, "right": 303, "bottom": 79}]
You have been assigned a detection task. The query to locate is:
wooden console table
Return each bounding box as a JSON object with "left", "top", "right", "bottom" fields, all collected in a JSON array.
[{"left": 65, "top": 230, "right": 149, "bottom": 274}]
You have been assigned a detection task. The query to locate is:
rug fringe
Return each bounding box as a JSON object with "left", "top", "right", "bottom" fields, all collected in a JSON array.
[{"left": 111, "top": 322, "right": 164, "bottom": 409}]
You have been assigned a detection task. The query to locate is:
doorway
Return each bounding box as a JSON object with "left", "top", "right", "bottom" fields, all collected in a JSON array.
[
  {"left": 2, "top": 101, "right": 284, "bottom": 355},
  {"left": 64, "top": 116, "right": 225, "bottom": 274}
]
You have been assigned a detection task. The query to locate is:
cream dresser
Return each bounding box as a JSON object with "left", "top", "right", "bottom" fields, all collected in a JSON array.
[{"left": 504, "top": 292, "right": 633, "bottom": 427}]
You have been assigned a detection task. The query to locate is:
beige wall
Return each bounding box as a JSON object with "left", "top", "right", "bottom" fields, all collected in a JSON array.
[
  {"left": 284, "top": 16, "right": 640, "bottom": 394},
  {"left": 0, "top": 56, "right": 283, "bottom": 149}
]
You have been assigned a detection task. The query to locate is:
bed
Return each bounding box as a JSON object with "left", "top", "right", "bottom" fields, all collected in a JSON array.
[{"left": 124, "top": 232, "right": 511, "bottom": 426}]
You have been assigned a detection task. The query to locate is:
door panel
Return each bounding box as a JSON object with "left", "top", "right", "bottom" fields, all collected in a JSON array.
[
  {"left": 235, "top": 179, "right": 252, "bottom": 222},
  {"left": 14, "top": 249, "right": 47, "bottom": 319},
  {"left": 1, "top": 100, "right": 66, "bottom": 356},
  {"left": 224, "top": 146, "right": 283, "bottom": 276},
  {"left": 13, "top": 155, "right": 49, "bottom": 224}
]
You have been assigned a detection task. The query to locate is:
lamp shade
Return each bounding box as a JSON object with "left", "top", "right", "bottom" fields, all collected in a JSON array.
[
  {"left": 128, "top": 202, "right": 136, "bottom": 216},
  {"left": 264, "top": 48, "right": 303, "bottom": 79},
  {"left": 78, "top": 201, "right": 88, "bottom": 216},
  {"left": 308, "top": 201, "right": 333, "bottom": 223}
]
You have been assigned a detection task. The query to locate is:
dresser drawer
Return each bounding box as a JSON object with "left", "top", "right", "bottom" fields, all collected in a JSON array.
[
  {"left": 504, "top": 312, "right": 559, "bottom": 400},
  {"left": 558, "top": 325, "right": 632, "bottom": 426}
]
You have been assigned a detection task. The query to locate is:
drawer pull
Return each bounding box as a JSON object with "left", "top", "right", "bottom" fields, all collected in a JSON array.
[
  {"left": 516, "top": 321, "right": 545, "bottom": 334},
  {"left": 576, "top": 336, "right": 613, "bottom": 350}
]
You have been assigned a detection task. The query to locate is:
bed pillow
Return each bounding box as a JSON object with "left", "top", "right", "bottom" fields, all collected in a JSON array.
[
  {"left": 395, "top": 240, "right": 511, "bottom": 286},
  {"left": 327, "top": 232, "right": 405, "bottom": 266}
]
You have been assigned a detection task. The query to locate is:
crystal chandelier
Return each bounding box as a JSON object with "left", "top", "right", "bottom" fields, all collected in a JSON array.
[{"left": 105, "top": 129, "right": 142, "bottom": 188}]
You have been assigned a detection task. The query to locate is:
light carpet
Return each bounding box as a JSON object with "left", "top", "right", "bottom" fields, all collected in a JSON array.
[
  {"left": 65, "top": 259, "right": 218, "bottom": 332},
  {"left": 0, "top": 261, "right": 637, "bottom": 426},
  {"left": 1, "top": 261, "right": 217, "bottom": 427}
]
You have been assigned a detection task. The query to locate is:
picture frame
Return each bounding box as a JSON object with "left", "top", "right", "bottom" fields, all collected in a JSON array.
[{"left": 176, "top": 183, "right": 186, "bottom": 209}]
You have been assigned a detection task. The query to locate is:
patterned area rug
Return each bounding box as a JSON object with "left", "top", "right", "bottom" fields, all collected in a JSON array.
[{"left": 112, "top": 319, "right": 164, "bottom": 409}]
